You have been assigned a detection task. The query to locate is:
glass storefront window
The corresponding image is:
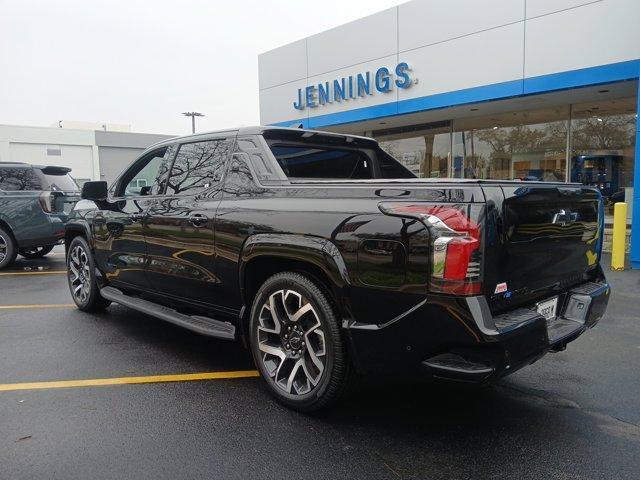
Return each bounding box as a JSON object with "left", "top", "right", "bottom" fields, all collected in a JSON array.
[
  {"left": 452, "top": 107, "right": 569, "bottom": 181},
  {"left": 570, "top": 97, "right": 636, "bottom": 216},
  {"left": 367, "top": 92, "right": 636, "bottom": 216},
  {"left": 376, "top": 123, "right": 451, "bottom": 178}
]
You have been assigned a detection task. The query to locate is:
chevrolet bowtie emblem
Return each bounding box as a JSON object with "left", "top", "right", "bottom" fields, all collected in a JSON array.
[{"left": 552, "top": 209, "right": 578, "bottom": 226}]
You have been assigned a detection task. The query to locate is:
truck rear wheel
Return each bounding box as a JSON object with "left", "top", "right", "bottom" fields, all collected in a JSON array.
[
  {"left": 66, "top": 236, "right": 111, "bottom": 311},
  {"left": 0, "top": 227, "right": 17, "bottom": 270},
  {"left": 249, "top": 271, "right": 351, "bottom": 411}
]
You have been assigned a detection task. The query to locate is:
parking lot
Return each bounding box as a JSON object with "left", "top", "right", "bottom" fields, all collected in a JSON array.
[{"left": 0, "top": 246, "right": 638, "bottom": 479}]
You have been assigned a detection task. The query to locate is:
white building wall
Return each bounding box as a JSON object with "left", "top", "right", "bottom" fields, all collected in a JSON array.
[
  {"left": 0, "top": 125, "right": 173, "bottom": 184},
  {"left": 258, "top": 0, "right": 640, "bottom": 126},
  {"left": 306, "top": 7, "right": 398, "bottom": 77},
  {"left": 0, "top": 125, "right": 98, "bottom": 180},
  {"left": 524, "top": 0, "right": 640, "bottom": 77},
  {"left": 9, "top": 143, "right": 94, "bottom": 182},
  {"left": 258, "top": 39, "right": 307, "bottom": 91},
  {"left": 399, "top": 22, "right": 525, "bottom": 100},
  {"left": 398, "top": 0, "right": 524, "bottom": 51}
]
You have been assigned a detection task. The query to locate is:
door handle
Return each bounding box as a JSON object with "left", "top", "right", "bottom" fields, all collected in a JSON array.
[
  {"left": 189, "top": 213, "right": 208, "bottom": 228},
  {"left": 129, "top": 212, "right": 146, "bottom": 222}
]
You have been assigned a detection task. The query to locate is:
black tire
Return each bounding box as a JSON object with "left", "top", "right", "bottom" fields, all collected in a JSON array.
[
  {"left": 249, "top": 271, "right": 352, "bottom": 412},
  {"left": 0, "top": 226, "right": 18, "bottom": 270},
  {"left": 66, "top": 236, "right": 111, "bottom": 311},
  {"left": 19, "top": 244, "right": 55, "bottom": 259}
]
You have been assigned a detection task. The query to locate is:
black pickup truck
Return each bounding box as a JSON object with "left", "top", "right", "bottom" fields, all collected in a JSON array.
[{"left": 65, "top": 127, "right": 610, "bottom": 411}]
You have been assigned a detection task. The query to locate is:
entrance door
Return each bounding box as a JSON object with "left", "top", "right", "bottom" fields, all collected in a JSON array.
[{"left": 144, "top": 137, "right": 234, "bottom": 305}]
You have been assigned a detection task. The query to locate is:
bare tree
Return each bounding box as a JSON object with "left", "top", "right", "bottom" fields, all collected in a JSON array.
[{"left": 572, "top": 114, "right": 635, "bottom": 151}]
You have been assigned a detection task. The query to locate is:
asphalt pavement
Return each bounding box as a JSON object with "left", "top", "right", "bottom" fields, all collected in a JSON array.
[{"left": 1, "top": 246, "right": 639, "bottom": 479}]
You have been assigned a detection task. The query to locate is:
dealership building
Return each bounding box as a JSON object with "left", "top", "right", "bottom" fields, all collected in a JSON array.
[{"left": 258, "top": 0, "right": 640, "bottom": 268}]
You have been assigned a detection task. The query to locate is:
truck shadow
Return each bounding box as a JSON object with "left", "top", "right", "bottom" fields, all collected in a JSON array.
[
  {"left": 85, "top": 306, "right": 627, "bottom": 478},
  {"left": 306, "top": 377, "right": 611, "bottom": 479}
]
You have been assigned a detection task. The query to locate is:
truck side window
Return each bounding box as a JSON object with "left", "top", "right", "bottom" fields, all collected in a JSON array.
[
  {"left": 0, "top": 167, "right": 43, "bottom": 191},
  {"left": 118, "top": 147, "right": 169, "bottom": 197},
  {"left": 166, "top": 139, "right": 233, "bottom": 195}
]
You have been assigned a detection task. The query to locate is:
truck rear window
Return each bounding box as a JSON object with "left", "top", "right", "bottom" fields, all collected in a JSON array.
[{"left": 270, "top": 145, "right": 373, "bottom": 179}]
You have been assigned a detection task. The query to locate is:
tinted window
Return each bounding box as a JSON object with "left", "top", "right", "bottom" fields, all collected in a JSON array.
[
  {"left": 270, "top": 145, "right": 372, "bottom": 179},
  {"left": 376, "top": 148, "right": 416, "bottom": 179},
  {"left": 0, "top": 167, "right": 43, "bottom": 191},
  {"left": 119, "top": 147, "right": 169, "bottom": 197},
  {"left": 43, "top": 173, "right": 79, "bottom": 192},
  {"left": 166, "top": 139, "right": 232, "bottom": 195}
]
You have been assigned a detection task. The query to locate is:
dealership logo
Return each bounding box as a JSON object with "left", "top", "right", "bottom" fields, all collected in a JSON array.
[{"left": 293, "top": 62, "right": 413, "bottom": 110}]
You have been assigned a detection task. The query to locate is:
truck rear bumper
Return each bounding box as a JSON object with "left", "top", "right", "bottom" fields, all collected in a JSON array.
[{"left": 345, "top": 279, "right": 610, "bottom": 383}]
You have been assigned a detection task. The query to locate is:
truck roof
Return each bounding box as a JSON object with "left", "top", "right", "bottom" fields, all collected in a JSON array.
[{"left": 146, "top": 126, "right": 375, "bottom": 150}]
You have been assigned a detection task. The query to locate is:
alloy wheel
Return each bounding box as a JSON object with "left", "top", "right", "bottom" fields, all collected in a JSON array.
[
  {"left": 257, "top": 289, "right": 327, "bottom": 396},
  {"left": 68, "top": 244, "right": 92, "bottom": 304},
  {"left": 0, "top": 234, "right": 6, "bottom": 262}
]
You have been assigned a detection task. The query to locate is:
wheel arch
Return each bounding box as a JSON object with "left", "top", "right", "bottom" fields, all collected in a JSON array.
[
  {"left": 0, "top": 217, "right": 17, "bottom": 245},
  {"left": 64, "top": 220, "right": 92, "bottom": 256},
  {"left": 238, "top": 234, "right": 352, "bottom": 344}
]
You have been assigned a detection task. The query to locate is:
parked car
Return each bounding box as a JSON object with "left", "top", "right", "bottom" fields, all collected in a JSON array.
[
  {"left": 65, "top": 127, "right": 610, "bottom": 411},
  {"left": 0, "top": 162, "right": 80, "bottom": 269}
]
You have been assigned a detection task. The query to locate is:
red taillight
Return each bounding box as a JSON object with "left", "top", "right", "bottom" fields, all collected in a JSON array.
[
  {"left": 437, "top": 236, "right": 479, "bottom": 280},
  {"left": 38, "top": 192, "right": 54, "bottom": 213},
  {"left": 379, "top": 202, "right": 483, "bottom": 296}
]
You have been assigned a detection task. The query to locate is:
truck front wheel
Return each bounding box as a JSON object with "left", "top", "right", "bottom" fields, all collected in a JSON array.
[
  {"left": 66, "top": 236, "right": 111, "bottom": 311},
  {"left": 249, "top": 271, "right": 352, "bottom": 411}
]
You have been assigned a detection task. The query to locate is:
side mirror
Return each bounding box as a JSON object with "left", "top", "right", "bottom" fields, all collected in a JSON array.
[{"left": 81, "top": 181, "right": 108, "bottom": 201}]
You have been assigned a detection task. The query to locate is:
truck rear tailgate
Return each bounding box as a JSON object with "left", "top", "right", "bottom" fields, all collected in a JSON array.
[{"left": 482, "top": 184, "right": 602, "bottom": 313}]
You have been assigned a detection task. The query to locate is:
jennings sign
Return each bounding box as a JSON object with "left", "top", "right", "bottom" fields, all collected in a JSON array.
[{"left": 293, "top": 62, "right": 413, "bottom": 110}]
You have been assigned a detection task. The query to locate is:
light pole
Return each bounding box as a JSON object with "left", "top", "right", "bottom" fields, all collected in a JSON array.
[{"left": 182, "top": 112, "right": 204, "bottom": 134}]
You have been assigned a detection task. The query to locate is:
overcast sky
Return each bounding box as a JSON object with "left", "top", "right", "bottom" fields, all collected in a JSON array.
[{"left": 0, "top": 0, "right": 405, "bottom": 135}]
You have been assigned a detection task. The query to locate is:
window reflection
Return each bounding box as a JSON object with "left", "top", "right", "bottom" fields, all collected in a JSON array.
[
  {"left": 122, "top": 148, "right": 168, "bottom": 197},
  {"left": 570, "top": 97, "right": 636, "bottom": 215},
  {"left": 167, "top": 139, "right": 233, "bottom": 195},
  {"left": 376, "top": 123, "right": 450, "bottom": 178},
  {"left": 359, "top": 94, "right": 636, "bottom": 223},
  {"left": 453, "top": 107, "right": 569, "bottom": 181},
  {"left": 0, "top": 167, "right": 42, "bottom": 191}
]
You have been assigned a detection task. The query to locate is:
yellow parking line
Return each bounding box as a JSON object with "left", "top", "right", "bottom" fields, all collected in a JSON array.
[
  {"left": 0, "top": 270, "right": 67, "bottom": 276},
  {"left": 0, "top": 304, "right": 75, "bottom": 310},
  {"left": 0, "top": 370, "right": 260, "bottom": 392}
]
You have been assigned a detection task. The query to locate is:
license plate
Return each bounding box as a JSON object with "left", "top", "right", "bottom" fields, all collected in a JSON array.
[{"left": 536, "top": 297, "right": 558, "bottom": 321}]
